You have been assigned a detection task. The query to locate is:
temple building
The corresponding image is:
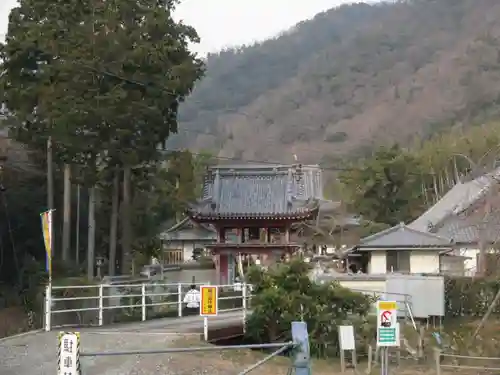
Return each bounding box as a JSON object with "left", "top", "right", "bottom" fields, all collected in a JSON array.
[{"left": 187, "top": 163, "right": 326, "bottom": 284}]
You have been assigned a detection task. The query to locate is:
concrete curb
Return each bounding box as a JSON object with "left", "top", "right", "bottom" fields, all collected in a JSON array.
[{"left": 0, "top": 329, "right": 43, "bottom": 342}]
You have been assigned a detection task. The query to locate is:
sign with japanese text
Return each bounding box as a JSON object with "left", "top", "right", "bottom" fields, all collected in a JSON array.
[
  {"left": 376, "top": 301, "right": 399, "bottom": 347},
  {"left": 200, "top": 285, "right": 218, "bottom": 316},
  {"left": 58, "top": 332, "right": 80, "bottom": 375}
]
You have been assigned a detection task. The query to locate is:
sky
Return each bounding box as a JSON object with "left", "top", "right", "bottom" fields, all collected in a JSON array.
[{"left": 1, "top": 0, "right": 357, "bottom": 55}]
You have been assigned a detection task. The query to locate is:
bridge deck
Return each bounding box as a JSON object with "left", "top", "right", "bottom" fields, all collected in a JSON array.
[{"left": 0, "top": 310, "right": 246, "bottom": 375}]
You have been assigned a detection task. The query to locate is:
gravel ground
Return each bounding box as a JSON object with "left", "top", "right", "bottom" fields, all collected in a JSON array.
[
  {"left": 0, "top": 330, "right": 452, "bottom": 375},
  {"left": 0, "top": 310, "right": 455, "bottom": 375},
  {"left": 0, "top": 311, "right": 245, "bottom": 375}
]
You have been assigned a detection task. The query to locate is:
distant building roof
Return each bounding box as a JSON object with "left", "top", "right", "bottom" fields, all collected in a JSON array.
[
  {"left": 432, "top": 213, "right": 500, "bottom": 244},
  {"left": 409, "top": 166, "right": 500, "bottom": 244},
  {"left": 187, "top": 164, "right": 324, "bottom": 221},
  {"left": 409, "top": 167, "right": 500, "bottom": 232},
  {"left": 158, "top": 217, "right": 216, "bottom": 241},
  {"left": 356, "top": 222, "right": 453, "bottom": 250}
]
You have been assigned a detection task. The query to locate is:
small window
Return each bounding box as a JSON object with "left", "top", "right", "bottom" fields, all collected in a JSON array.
[
  {"left": 248, "top": 227, "right": 260, "bottom": 240},
  {"left": 386, "top": 251, "right": 410, "bottom": 272}
]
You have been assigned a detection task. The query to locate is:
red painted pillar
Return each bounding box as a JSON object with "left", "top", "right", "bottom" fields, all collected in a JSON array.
[
  {"left": 219, "top": 253, "right": 228, "bottom": 285},
  {"left": 216, "top": 227, "right": 226, "bottom": 285},
  {"left": 214, "top": 252, "right": 220, "bottom": 284}
]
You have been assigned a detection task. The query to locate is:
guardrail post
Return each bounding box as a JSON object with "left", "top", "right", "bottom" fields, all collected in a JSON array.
[
  {"left": 242, "top": 282, "right": 247, "bottom": 333},
  {"left": 291, "top": 321, "right": 311, "bottom": 375},
  {"left": 98, "top": 284, "right": 104, "bottom": 326},
  {"left": 141, "top": 283, "right": 146, "bottom": 321},
  {"left": 434, "top": 348, "right": 441, "bottom": 375},
  {"left": 44, "top": 284, "right": 51, "bottom": 332},
  {"left": 177, "top": 283, "right": 182, "bottom": 317}
]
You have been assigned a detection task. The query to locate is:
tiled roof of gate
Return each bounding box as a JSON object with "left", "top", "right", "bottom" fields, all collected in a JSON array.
[{"left": 187, "top": 164, "right": 324, "bottom": 220}]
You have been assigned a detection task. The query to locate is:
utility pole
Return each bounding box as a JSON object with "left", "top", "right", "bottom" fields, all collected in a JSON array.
[
  {"left": 87, "top": 186, "right": 96, "bottom": 280},
  {"left": 47, "top": 136, "right": 55, "bottom": 256},
  {"left": 75, "top": 184, "right": 81, "bottom": 265},
  {"left": 62, "top": 164, "right": 71, "bottom": 262}
]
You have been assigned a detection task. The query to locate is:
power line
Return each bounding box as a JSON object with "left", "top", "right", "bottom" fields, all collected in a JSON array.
[
  {"left": 160, "top": 147, "right": 438, "bottom": 176},
  {"left": 0, "top": 44, "right": 439, "bottom": 176}
]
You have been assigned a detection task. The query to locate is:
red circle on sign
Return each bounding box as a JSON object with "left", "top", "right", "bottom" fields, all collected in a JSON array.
[{"left": 381, "top": 311, "right": 392, "bottom": 327}]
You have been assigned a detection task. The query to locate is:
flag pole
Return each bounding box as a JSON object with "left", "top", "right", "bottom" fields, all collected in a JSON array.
[{"left": 41, "top": 208, "right": 55, "bottom": 331}]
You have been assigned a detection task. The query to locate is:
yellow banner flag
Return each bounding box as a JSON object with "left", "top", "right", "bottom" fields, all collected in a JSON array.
[{"left": 41, "top": 210, "right": 53, "bottom": 277}]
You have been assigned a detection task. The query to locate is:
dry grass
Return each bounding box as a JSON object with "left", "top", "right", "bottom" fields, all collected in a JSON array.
[
  {"left": 0, "top": 307, "right": 31, "bottom": 338},
  {"left": 167, "top": 336, "right": 442, "bottom": 375}
]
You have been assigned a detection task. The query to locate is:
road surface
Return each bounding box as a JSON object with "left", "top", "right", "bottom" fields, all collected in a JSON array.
[{"left": 0, "top": 311, "right": 245, "bottom": 375}]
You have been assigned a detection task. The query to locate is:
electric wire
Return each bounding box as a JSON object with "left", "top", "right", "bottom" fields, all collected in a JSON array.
[{"left": 0, "top": 44, "right": 443, "bottom": 176}]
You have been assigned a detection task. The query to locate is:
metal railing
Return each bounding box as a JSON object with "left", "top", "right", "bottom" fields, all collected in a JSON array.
[
  {"left": 347, "top": 288, "right": 415, "bottom": 325},
  {"left": 81, "top": 341, "right": 294, "bottom": 375},
  {"left": 44, "top": 282, "right": 253, "bottom": 331},
  {"left": 72, "top": 320, "right": 311, "bottom": 375}
]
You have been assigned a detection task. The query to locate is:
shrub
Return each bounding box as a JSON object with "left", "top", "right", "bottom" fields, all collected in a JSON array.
[
  {"left": 245, "top": 260, "right": 373, "bottom": 357},
  {"left": 444, "top": 276, "right": 500, "bottom": 318}
]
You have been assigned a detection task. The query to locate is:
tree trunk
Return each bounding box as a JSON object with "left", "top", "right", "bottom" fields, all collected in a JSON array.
[
  {"left": 121, "top": 166, "right": 132, "bottom": 275},
  {"left": 87, "top": 186, "right": 96, "bottom": 280},
  {"left": 108, "top": 170, "right": 119, "bottom": 276},
  {"left": 62, "top": 163, "right": 71, "bottom": 262}
]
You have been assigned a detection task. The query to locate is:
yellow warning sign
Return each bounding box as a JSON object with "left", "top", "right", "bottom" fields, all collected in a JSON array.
[
  {"left": 200, "top": 286, "right": 218, "bottom": 316},
  {"left": 377, "top": 301, "right": 397, "bottom": 311}
]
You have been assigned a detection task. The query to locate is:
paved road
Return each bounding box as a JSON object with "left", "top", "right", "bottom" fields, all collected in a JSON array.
[{"left": 0, "top": 310, "right": 246, "bottom": 375}]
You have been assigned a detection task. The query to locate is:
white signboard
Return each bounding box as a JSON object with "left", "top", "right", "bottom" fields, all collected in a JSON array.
[
  {"left": 58, "top": 332, "right": 80, "bottom": 375},
  {"left": 338, "top": 325, "right": 355, "bottom": 350},
  {"left": 376, "top": 301, "right": 400, "bottom": 347}
]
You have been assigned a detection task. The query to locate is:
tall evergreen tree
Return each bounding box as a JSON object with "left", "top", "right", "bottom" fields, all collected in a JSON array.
[{"left": 1, "top": 0, "right": 205, "bottom": 275}]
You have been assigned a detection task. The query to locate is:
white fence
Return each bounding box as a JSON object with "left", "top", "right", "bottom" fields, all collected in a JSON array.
[{"left": 44, "top": 281, "right": 253, "bottom": 332}]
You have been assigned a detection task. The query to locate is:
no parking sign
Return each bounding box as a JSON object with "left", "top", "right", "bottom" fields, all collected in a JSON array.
[{"left": 376, "top": 301, "right": 399, "bottom": 347}]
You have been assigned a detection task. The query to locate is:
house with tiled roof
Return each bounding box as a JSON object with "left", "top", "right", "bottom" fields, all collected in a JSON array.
[
  {"left": 342, "top": 167, "right": 500, "bottom": 277},
  {"left": 187, "top": 163, "right": 327, "bottom": 283},
  {"left": 408, "top": 166, "right": 500, "bottom": 275},
  {"left": 344, "top": 222, "right": 463, "bottom": 275},
  {"left": 158, "top": 217, "right": 216, "bottom": 263}
]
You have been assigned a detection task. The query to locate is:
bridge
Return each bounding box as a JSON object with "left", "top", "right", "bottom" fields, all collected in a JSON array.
[
  {"left": 0, "top": 281, "right": 258, "bottom": 375},
  {"left": 0, "top": 310, "right": 251, "bottom": 375}
]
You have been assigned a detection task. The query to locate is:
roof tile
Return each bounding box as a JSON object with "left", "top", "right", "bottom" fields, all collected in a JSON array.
[{"left": 189, "top": 164, "right": 324, "bottom": 219}]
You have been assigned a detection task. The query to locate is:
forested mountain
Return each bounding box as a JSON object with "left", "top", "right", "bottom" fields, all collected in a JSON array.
[{"left": 170, "top": 0, "right": 500, "bottom": 163}]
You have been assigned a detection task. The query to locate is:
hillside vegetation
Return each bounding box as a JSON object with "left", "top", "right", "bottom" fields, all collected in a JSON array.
[{"left": 171, "top": 0, "right": 500, "bottom": 163}]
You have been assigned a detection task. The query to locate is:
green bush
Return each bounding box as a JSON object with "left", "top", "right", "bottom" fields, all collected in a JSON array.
[
  {"left": 444, "top": 276, "right": 500, "bottom": 318},
  {"left": 245, "top": 260, "right": 373, "bottom": 358}
]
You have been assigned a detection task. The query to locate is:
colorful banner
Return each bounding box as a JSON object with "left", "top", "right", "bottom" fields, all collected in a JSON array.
[
  {"left": 200, "top": 285, "right": 218, "bottom": 316},
  {"left": 41, "top": 209, "right": 53, "bottom": 278}
]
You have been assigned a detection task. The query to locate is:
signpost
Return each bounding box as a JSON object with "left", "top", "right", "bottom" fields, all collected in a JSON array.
[
  {"left": 338, "top": 325, "right": 357, "bottom": 372},
  {"left": 376, "top": 301, "right": 400, "bottom": 375},
  {"left": 58, "top": 332, "right": 80, "bottom": 375},
  {"left": 200, "top": 285, "right": 218, "bottom": 341}
]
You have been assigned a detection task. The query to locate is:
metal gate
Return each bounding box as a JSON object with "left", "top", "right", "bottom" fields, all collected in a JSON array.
[{"left": 58, "top": 321, "right": 311, "bottom": 375}]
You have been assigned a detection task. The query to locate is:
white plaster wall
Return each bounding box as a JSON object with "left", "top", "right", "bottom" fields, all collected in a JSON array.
[
  {"left": 460, "top": 248, "right": 479, "bottom": 275},
  {"left": 367, "top": 251, "right": 441, "bottom": 274},
  {"left": 409, "top": 251, "right": 440, "bottom": 273},
  {"left": 182, "top": 242, "right": 194, "bottom": 262},
  {"left": 369, "top": 252, "right": 386, "bottom": 273}
]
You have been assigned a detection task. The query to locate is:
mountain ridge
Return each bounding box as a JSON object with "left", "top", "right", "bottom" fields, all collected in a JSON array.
[{"left": 170, "top": 0, "right": 500, "bottom": 164}]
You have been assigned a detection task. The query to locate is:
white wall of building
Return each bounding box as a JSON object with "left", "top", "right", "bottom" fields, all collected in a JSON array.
[
  {"left": 367, "top": 251, "right": 441, "bottom": 274},
  {"left": 409, "top": 251, "right": 440, "bottom": 273},
  {"left": 368, "top": 252, "right": 386, "bottom": 273},
  {"left": 459, "top": 247, "right": 479, "bottom": 275}
]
